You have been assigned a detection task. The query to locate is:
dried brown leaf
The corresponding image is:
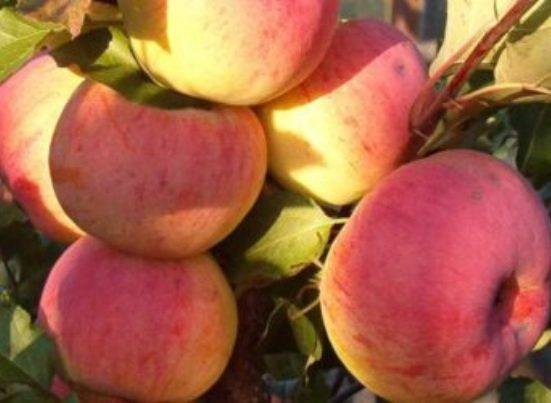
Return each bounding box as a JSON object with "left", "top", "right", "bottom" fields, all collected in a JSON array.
[{"left": 17, "top": 0, "right": 92, "bottom": 36}]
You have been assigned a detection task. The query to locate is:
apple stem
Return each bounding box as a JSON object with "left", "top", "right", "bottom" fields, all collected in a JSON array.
[
  {"left": 289, "top": 297, "right": 320, "bottom": 320},
  {"left": 332, "top": 218, "right": 350, "bottom": 225}
]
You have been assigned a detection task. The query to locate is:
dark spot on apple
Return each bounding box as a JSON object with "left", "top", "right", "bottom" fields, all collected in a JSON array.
[
  {"left": 361, "top": 141, "right": 374, "bottom": 153},
  {"left": 353, "top": 332, "right": 374, "bottom": 348},
  {"left": 489, "top": 172, "right": 501, "bottom": 185},
  {"left": 394, "top": 61, "right": 406, "bottom": 76},
  {"left": 170, "top": 323, "right": 183, "bottom": 336},
  {"left": 471, "top": 190, "right": 483, "bottom": 201},
  {"left": 343, "top": 116, "right": 359, "bottom": 128},
  {"left": 470, "top": 343, "right": 490, "bottom": 361}
]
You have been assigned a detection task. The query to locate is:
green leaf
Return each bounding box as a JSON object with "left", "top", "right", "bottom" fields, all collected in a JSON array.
[
  {"left": 216, "top": 189, "right": 334, "bottom": 293},
  {"left": 431, "top": 0, "right": 507, "bottom": 75},
  {"left": 63, "top": 393, "right": 79, "bottom": 403},
  {"left": 0, "top": 201, "right": 25, "bottom": 229},
  {"left": 513, "top": 104, "right": 551, "bottom": 185},
  {"left": 426, "top": 0, "right": 551, "bottom": 141},
  {"left": 287, "top": 303, "right": 323, "bottom": 371},
  {"left": 0, "top": 7, "right": 63, "bottom": 82},
  {"left": 493, "top": 136, "right": 519, "bottom": 167},
  {"left": 264, "top": 352, "right": 307, "bottom": 381},
  {"left": 495, "top": 1, "right": 551, "bottom": 89},
  {"left": 258, "top": 298, "right": 288, "bottom": 345},
  {"left": 431, "top": 0, "right": 548, "bottom": 76},
  {"left": 0, "top": 221, "right": 60, "bottom": 315},
  {"left": 294, "top": 371, "right": 332, "bottom": 403},
  {"left": 0, "top": 386, "right": 58, "bottom": 402},
  {"left": 498, "top": 377, "right": 551, "bottom": 402},
  {"left": 0, "top": 303, "right": 57, "bottom": 396},
  {"left": 51, "top": 26, "right": 209, "bottom": 109},
  {"left": 0, "top": 1, "right": 17, "bottom": 9}
]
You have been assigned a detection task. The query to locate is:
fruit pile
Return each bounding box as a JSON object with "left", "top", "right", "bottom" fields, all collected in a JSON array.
[{"left": 0, "top": 1, "right": 549, "bottom": 403}]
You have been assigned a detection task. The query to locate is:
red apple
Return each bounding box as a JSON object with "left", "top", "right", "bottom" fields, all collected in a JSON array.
[
  {"left": 0, "top": 55, "right": 84, "bottom": 242},
  {"left": 51, "top": 377, "right": 129, "bottom": 402},
  {"left": 39, "top": 237, "right": 238, "bottom": 402},
  {"left": 77, "top": 389, "right": 132, "bottom": 403},
  {"left": 321, "top": 150, "right": 551, "bottom": 402},
  {"left": 50, "top": 81, "right": 267, "bottom": 259},
  {"left": 51, "top": 375, "right": 72, "bottom": 400},
  {"left": 259, "top": 19, "right": 427, "bottom": 205}
]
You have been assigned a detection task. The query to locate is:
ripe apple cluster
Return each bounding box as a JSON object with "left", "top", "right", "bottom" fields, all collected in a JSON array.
[{"left": 0, "top": 1, "right": 549, "bottom": 402}]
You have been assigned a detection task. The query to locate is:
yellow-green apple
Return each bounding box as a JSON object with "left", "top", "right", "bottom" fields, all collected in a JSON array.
[
  {"left": 259, "top": 19, "right": 427, "bottom": 206},
  {"left": 117, "top": 0, "right": 340, "bottom": 105},
  {"left": 50, "top": 81, "right": 266, "bottom": 259},
  {"left": 38, "top": 236, "right": 238, "bottom": 402},
  {"left": 0, "top": 55, "right": 84, "bottom": 242},
  {"left": 321, "top": 149, "right": 551, "bottom": 402}
]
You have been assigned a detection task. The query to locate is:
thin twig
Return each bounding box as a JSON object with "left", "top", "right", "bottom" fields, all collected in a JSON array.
[
  {"left": 332, "top": 218, "right": 349, "bottom": 225},
  {"left": 412, "top": 0, "right": 538, "bottom": 136},
  {"left": 289, "top": 297, "right": 320, "bottom": 320}
]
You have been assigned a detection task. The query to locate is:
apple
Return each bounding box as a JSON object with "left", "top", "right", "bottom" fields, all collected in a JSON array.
[
  {"left": 39, "top": 236, "right": 238, "bottom": 402},
  {"left": 51, "top": 375, "right": 72, "bottom": 400},
  {"left": 51, "top": 377, "right": 130, "bottom": 402},
  {"left": 320, "top": 149, "right": 551, "bottom": 402},
  {"left": 117, "top": 0, "right": 340, "bottom": 105},
  {"left": 0, "top": 55, "right": 84, "bottom": 243},
  {"left": 77, "top": 388, "right": 201, "bottom": 403},
  {"left": 77, "top": 390, "right": 132, "bottom": 403},
  {"left": 259, "top": 19, "right": 427, "bottom": 206},
  {"left": 50, "top": 81, "right": 267, "bottom": 259}
]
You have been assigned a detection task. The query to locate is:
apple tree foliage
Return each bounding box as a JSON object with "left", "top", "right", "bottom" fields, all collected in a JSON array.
[{"left": 0, "top": 0, "right": 550, "bottom": 402}]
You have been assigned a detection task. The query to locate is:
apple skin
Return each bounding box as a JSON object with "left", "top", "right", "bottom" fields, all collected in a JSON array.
[
  {"left": 117, "top": 0, "right": 340, "bottom": 105},
  {"left": 79, "top": 396, "right": 127, "bottom": 403},
  {"left": 51, "top": 375, "right": 72, "bottom": 400},
  {"left": 51, "top": 377, "right": 129, "bottom": 402},
  {"left": 78, "top": 388, "right": 200, "bottom": 403},
  {"left": 259, "top": 19, "right": 427, "bottom": 206},
  {"left": 0, "top": 55, "right": 84, "bottom": 243},
  {"left": 320, "top": 150, "right": 551, "bottom": 402},
  {"left": 38, "top": 236, "right": 238, "bottom": 403},
  {"left": 77, "top": 390, "right": 134, "bottom": 403},
  {"left": 55, "top": 383, "right": 179, "bottom": 403},
  {"left": 50, "top": 81, "right": 267, "bottom": 259}
]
